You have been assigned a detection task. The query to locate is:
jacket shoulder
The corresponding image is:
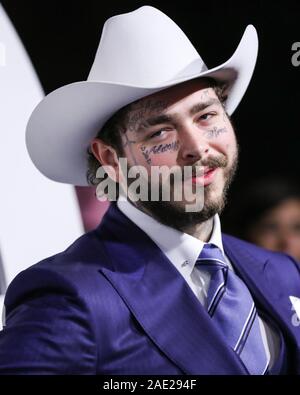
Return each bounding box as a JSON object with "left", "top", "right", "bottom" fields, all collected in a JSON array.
[
  {"left": 4, "top": 229, "right": 115, "bottom": 315},
  {"left": 223, "top": 233, "right": 299, "bottom": 263},
  {"left": 222, "top": 233, "right": 300, "bottom": 287}
]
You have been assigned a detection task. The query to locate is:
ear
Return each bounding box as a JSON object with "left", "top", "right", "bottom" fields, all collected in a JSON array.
[{"left": 90, "top": 138, "right": 121, "bottom": 182}]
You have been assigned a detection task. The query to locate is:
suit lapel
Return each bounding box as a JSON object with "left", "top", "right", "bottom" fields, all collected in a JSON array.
[{"left": 96, "top": 205, "right": 247, "bottom": 374}]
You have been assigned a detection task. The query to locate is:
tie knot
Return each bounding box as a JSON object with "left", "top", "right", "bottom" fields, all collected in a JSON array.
[{"left": 196, "top": 243, "right": 227, "bottom": 268}]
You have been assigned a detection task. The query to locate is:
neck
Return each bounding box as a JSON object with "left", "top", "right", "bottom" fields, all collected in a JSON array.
[
  {"left": 180, "top": 217, "right": 214, "bottom": 241},
  {"left": 128, "top": 197, "right": 215, "bottom": 242}
]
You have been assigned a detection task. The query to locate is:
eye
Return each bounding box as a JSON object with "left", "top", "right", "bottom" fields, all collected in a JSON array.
[
  {"left": 148, "top": 128, "right": 173, "bottom": 139},
  {"left": 150, "top": 130, "right": 165, "bottom": 139},
  {"left": 198, "top": 112, "right": 215, "bottom": 121}
]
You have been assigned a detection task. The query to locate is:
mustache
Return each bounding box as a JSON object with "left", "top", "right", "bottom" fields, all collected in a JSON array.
[
  {"left": 160, "top": 154, "right": 228, "bottom": 185},
  {"left": 191, "top": 155, "right": 228, "bottom": 178}
]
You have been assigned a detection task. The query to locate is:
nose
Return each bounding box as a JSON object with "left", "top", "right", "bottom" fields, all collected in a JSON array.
[{"left": 178, "top": 123, "right": 210, "bottom": 164}]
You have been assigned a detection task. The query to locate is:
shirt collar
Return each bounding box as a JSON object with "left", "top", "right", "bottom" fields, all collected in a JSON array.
[{"left": 117, "top": 196, "right": 225, "bottom": 278}]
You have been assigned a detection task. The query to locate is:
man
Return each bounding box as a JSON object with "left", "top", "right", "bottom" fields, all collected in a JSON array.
[{"left": 0, "top": 6, "right": 300, "bottom": 375}]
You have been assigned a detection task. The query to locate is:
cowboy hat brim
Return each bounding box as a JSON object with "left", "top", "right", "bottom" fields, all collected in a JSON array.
[{"left": 26, "top": 25, "right": 258, "bottom": 186}]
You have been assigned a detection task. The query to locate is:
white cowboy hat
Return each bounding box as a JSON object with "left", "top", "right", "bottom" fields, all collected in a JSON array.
[{"left": 26, "top": 5, "right": 258, "bottom": 186}]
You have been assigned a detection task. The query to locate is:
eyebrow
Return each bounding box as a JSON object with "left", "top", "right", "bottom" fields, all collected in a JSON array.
[
  {"left": 141, "top": 114, "right": 174, "bottom": 127},
  {"left": 189, "top": 98, "right": 221, "bottom": 116}
]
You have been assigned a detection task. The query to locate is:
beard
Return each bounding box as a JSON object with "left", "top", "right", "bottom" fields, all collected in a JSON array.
[{"left": 123, "top": 147, "right": 239, "bottom": 232}]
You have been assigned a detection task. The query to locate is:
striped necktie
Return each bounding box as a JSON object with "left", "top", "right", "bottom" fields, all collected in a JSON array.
[{"left": 196, "top": 243, "right": 269, "bottom": 375}]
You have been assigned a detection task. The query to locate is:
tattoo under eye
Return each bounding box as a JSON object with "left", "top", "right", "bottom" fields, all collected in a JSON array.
[
  {"left": 140, "top": 140, "right": 179, "bottom": 164},
  {"left": 205, "top": 126, "right": 227, "bottom": 139}
]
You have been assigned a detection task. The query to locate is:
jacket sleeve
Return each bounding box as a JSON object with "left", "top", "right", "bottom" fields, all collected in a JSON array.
[{"left": 0, "top": 267, "right": 97, "bottom": 374}]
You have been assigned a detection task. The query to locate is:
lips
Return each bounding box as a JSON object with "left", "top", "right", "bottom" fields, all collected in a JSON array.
[
  {"left": 204, "top": 167, "right": 216, "bottom": 177},
  {"left": 191, "top": 166, "right": 216, "bottom": 178},
  {"left": 204, "top": 166, "right": 215, "bottom": 176},
  {"left": 190, "top": 167, "right": 218, "bottom": 186}
]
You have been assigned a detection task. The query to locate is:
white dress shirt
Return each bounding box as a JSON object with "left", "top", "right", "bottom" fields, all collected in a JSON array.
[{"left": 117, "top": 197, "right": 280, "bottom": 371}]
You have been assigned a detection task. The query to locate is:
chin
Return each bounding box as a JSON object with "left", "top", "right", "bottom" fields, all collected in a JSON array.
[
  {"left": 203, "top": 185, "right": 226, "bottom": 210},
  {"left": 204, "top": 182, "right": 223, "bottom": 199}
]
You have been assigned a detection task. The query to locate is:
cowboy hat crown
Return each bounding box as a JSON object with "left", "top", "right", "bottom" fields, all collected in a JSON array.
[{"left": 88, "top": 6, "right": 203, "bottom": 86}]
